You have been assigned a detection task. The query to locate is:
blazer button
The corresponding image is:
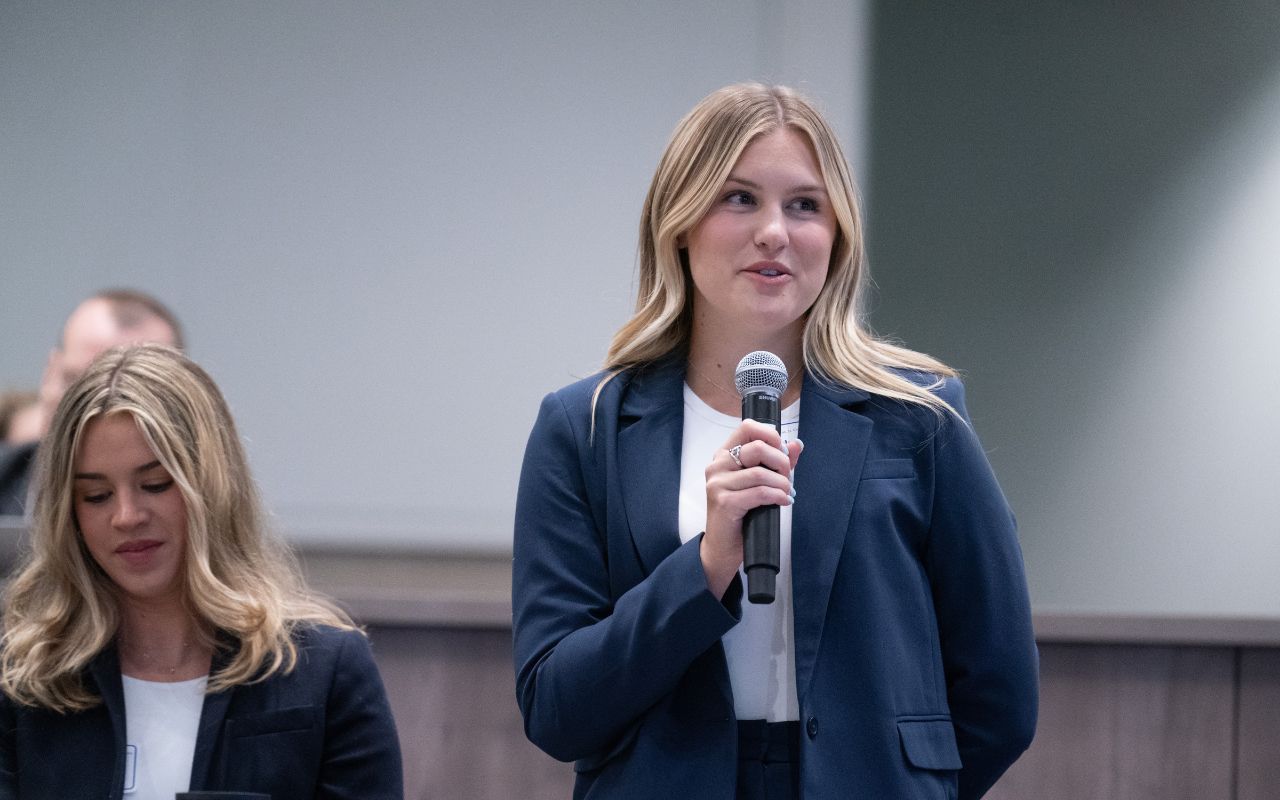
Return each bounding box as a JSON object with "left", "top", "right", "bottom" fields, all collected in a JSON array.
[{"left": 806, "top": 716, "right": 819, "bottom": 739}]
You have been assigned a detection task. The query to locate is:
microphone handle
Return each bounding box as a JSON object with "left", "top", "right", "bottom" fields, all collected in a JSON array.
[{"left": 741, "top": 392, "right": 781, "bottom": 604}]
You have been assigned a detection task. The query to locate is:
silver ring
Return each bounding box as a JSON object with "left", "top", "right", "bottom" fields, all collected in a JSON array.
[{"left": 728, "top": 445, "right": 743, "bottom": 468}]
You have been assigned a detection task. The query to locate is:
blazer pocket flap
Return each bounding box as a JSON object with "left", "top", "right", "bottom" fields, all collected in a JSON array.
[
  {"left": 897, "top": 718, "right": 962, "bottom": 770},
  {"left": 229, "top": 705, "right": 317, "bottom": 737},
  {"left": 861, "top": 458, "right": 915, "bottom": 480}
]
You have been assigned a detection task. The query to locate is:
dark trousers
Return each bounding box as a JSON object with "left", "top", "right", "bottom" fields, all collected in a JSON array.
[{"left": 736, "top": 720, "right": 801, "bottom": 800}]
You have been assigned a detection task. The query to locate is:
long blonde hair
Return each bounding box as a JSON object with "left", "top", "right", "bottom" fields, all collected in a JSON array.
[
  {"left": 1, "top": 344, "right": 354, "bottom": 712},
  {"left": 599, "top": 82, "right": 955, "bottom": 410}
]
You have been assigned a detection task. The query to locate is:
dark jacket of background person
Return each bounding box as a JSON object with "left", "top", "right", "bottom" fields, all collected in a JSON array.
[
  {"left": 0, "top": 444, "right": 35, "bottom": 518},
  {"left": 512, "top": 357, "right": 1039, "bottom": 800},
  {"left": 0, "top": 624, "right": 403, "bottom": 800}
]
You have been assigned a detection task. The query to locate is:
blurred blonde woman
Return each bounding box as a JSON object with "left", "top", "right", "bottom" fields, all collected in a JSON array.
[
  {"left": 0, "top": 344, "right": 402, "bottom": 799},
  {"left": 512, "top": 83, "right": 1037, "bottom": 800}
]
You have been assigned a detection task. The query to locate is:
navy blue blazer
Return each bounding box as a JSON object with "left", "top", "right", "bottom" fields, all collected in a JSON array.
[
  {"left": 512, "top": 358, "right": 1038, "bottom": 800},
  {"left": 0, "top": 625, "right": 403, "bottom": 800}
]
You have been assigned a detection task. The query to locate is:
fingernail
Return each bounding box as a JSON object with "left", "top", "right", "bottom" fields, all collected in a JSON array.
[
  {"left": 789, "top": 486, "right": 797, "bottom": 501},
  {"left": 781, "top": 437, "right": 790, "bottom": 456}
]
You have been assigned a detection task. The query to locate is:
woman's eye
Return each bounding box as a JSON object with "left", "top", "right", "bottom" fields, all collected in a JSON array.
[
  {"left": 789, "top": 197, "right": 820, "bottom": 213},
  {"left": 81, "top": 492, "right": 109, "bottom": 505},
  {"left": 724, "top": 190, "right": 755, "bottom": 206},
  {"left": 142, "top": 480, "right": 174, "bottom": 495}
]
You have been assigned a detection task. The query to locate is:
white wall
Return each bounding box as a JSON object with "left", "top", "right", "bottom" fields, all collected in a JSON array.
[
  {"left": 864, "top": 3, "right": 1280, "bottom": 617},
  {"left": 1031, "top": 74, "right": 1280, "bottom": 615},
  {"left": 0, "top": 1, "right": 869, "bottom": 551},
  {"left": 10, "top": 2, "right": 1273, "bottom": 618}
]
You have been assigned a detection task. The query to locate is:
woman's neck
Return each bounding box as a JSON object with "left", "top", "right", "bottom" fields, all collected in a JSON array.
[
  {"left": 686, "top": 327, "right": 804, "bottom": 416},
  {"left": 117, "top": 600, "right": 213, "bottom": 682}
]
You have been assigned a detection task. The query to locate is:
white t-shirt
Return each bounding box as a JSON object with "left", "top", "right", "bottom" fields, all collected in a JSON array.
[
  {"left": 121, "top": 674, "right": 206, "bottom": 799},
  {"left": 679, "top": 383, "right": 800, "bottom": 722}
]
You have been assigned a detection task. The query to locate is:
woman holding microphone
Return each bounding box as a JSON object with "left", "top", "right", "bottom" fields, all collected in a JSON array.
[
  {"left": 513, "top": 83, "right": 1037, "bottom": 799},
  {"left": 0, "top": 344, "right": 402, "bottom": 799}
]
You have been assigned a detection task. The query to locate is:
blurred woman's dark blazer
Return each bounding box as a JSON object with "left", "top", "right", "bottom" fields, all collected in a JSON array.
[
  {"left": 513, "top": 356, "right": 1038, "bottom": 800},
  {"left": 0, "top": 624, "right": 403, "bottom": 800}
]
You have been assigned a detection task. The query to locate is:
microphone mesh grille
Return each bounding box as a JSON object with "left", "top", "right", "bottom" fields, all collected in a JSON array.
[{"left": 734, "top": 351, "right": 788, "bottom": 397}]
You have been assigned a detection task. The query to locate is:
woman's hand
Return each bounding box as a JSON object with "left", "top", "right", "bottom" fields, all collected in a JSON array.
[{"left": 700, "top": 420, "right": 803, "bottom": 599}]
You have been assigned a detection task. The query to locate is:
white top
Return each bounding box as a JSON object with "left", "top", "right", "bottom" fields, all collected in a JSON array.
[
  {"left": 121, "top": 674, "right": 207, "bottom": 798},
  {"left": 679, "top": 384, "right": 800, "bottom": 722}
]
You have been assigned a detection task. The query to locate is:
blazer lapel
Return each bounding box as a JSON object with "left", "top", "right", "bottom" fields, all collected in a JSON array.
[
  {"left": 792, "top": 375, "right": 871, "bottom": 701},
  {"left": 88, "top": 643, "right": 129, "bottom": 798},
  {"left": 188, "top": 640, "right": 237, "bottom": 790},
  {"left": 617, "top": 358, "right": 686, "bottom": 575}
]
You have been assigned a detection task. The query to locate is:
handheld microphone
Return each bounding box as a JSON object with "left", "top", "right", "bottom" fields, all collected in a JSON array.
[{"left": 734, "top": 351, "right": 788, "bottom": 604}]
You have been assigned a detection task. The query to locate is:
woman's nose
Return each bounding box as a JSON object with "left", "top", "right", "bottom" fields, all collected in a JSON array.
[
  {"left": 754, "top": 207, "right": 788, "bottom": 252},
  {"left": 112, "top": 493, "right": 148, "bottom": 530}
]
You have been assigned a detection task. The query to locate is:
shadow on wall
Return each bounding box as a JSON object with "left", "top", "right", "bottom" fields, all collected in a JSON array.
[{"left": 864, "top": 1, "right": 1280, "bottom": 615}]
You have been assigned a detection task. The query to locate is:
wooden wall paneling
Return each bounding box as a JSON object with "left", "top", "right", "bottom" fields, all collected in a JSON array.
[
  {"left": 986, "top": 643, "right": 1235, "bottom": 800},
  {"left": 1237, "top": 648, "right": 1280, "bottom": 800},
  {"left": 366, "top": 625, "right": 574, "bottom": 800},
  {"left": 355, "top": 614, "right": 1269, "bottom": 800}
]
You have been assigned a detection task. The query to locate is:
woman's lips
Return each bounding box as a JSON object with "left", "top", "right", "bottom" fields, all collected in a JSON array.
[
  {"left": 744, "top": 262, "right": 791, "bottom": 282},
  {"left": 116, "top": 540, "right": 163, "bottom": 565}
]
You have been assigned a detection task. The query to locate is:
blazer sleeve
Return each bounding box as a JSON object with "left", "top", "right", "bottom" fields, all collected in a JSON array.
[
  {"left": 512, "top": 390, "right": 740, "bottom": 764},
  {"left": 927, "top": 378, "right": 1039, "bottom": 799},
  {"left": 315, "top": 630, "right": 405, "bottom": 800},
  {"left": 0, "top": 695, "right": 15, "bottom": 800}
]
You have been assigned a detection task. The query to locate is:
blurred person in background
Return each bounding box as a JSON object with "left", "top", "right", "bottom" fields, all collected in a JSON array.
[
  {"left": 0, "top": 289, "right": 181, "bottom": 517},
  {"left": 0, "top": 392, "right": 40, "bottom": 447}
]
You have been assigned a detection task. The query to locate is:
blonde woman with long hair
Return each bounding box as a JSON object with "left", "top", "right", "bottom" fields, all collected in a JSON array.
[
  {"left": 0, "top": 344, "right": 402, "bottom": 799},
  {"left": 512, "top": 83, "right": 1037, "bottom": 800}
]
